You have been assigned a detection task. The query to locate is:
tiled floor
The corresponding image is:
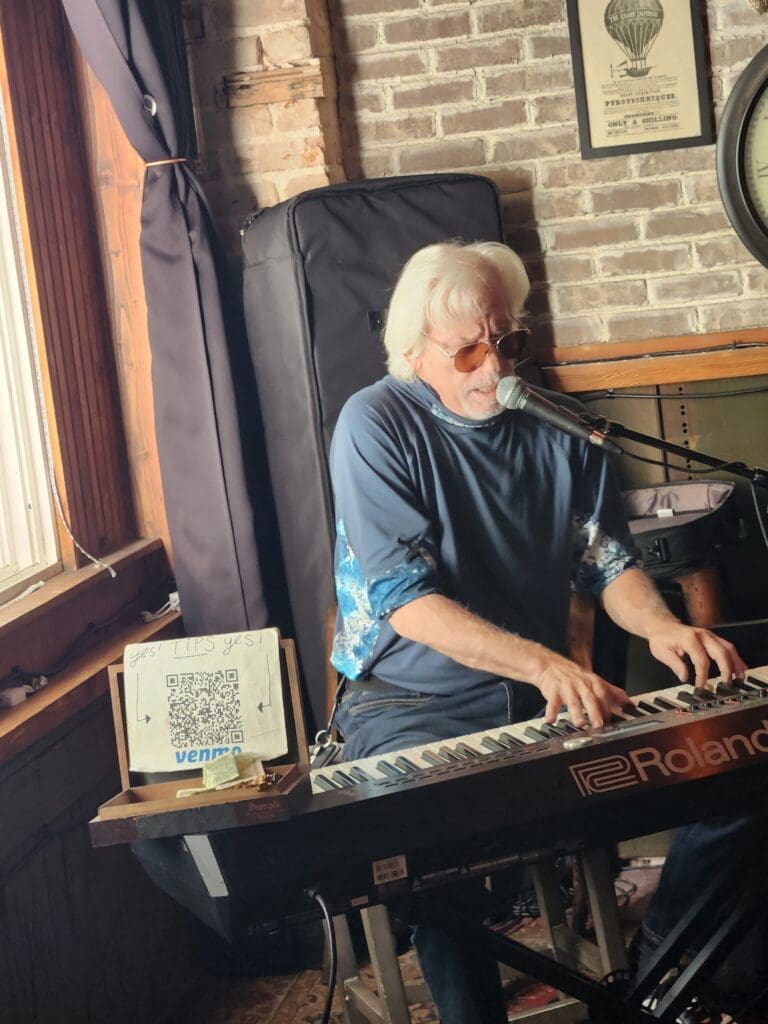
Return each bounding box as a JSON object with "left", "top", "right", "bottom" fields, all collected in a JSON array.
[{"left": 178, "top": 864, "right": 661, "bottom": 1024}]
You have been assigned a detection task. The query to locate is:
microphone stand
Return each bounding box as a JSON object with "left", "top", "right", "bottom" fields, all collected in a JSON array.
[{"left": 581, "top": 411, "right": 768, "bottom": 492}]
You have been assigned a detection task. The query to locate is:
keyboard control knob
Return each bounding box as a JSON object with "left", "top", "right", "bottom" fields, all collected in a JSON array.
[{"left": 563, "top": 736, "right": 594, "bottom": 751}]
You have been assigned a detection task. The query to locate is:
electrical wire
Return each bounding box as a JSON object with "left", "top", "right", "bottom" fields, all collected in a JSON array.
[
  {"left": 750, "top": 480, "right": 768, "bottom": 551},
  {"left": 617, "top": 450, "right": 747, "bottom": 476},
  {"left": 582, "top": 383, "right": 768, "bottom": 402},
  {"left": 311, "top": 890, "right": 337, "bottom": 1024}
]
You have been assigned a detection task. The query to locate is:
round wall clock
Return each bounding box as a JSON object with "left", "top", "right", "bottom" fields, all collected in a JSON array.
[{"left": 717, "top": 42, "right": 768, "bottom": 267}]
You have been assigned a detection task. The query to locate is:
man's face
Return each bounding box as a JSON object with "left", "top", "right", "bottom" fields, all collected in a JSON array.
[{"left": 408, "top": 284, "right": 520, "bottom": 421}]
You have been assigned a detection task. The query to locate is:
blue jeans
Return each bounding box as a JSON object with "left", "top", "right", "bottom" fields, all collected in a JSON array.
[{"left": 336, "top": 677, "right": 545, "bottom": 1024}]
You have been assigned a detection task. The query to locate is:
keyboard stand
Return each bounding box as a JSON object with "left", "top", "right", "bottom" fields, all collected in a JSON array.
[{"left": 332, "top": 848, "right": 628, "bottom": 1024}]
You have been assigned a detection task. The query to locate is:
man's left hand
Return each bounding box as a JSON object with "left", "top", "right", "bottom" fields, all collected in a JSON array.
[{"left": 648, "top": 623, "right": 747, "bottom": 687}]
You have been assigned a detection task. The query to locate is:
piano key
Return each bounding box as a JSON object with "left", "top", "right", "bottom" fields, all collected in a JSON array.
[
  {"left": 496, "top": 732, "right": 526, "bottom": 750},
  {"left": 314, "top": 774, "right": 340, "bottom": 792},
  {"left": 438, "top": 745, "right": 464, "bottom": 763},
  {"left": 394, "top": 756, "right": 420, "bottom": 773},
  {"left": 481, "top": 736, "right": 507, "bottom": 753},
  {"left": 654, "top": 696, "right": 684, "bottom": 711},
  {"left": 421, "top": 750, "right": 447, "bottom": 768},
  {"left": 376, "top": 760, "right": 405, "bottom": 780},
  {"left": 638, "top": 700, "right": 660, "bottom": 715},
  {"left": 615, "top": 704, "right": 643, "bottom": 719},
  {"left": 455, "top": 742, "right": 481, "bottom": 758},
  {"left": 349, "top": 766, "right": 373, "bottom": 783},
  {"left": 332, "top": 770, "right": 357, "bottom": 787},
  {"left": 524, "top": 725, "right": 548, "bottom": 742}
]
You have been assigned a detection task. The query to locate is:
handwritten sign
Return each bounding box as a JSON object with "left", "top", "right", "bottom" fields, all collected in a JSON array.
[{"left": 124, "top": 628, "right": 287, "bottom": 774}]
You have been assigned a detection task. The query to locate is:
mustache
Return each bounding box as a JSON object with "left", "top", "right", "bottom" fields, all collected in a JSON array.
[{"left": 467, "top": 372, "right": 502, "bottom": 390}]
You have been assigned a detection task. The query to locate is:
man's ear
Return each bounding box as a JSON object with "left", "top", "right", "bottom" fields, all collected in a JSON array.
[{"left": 405, "top": 348, "right": 422, "bottom": 373}]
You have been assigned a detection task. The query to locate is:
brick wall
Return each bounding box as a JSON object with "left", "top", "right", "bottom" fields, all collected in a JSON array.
[{"left": 185, "top": 0, "right": 768, "bottom": 345}]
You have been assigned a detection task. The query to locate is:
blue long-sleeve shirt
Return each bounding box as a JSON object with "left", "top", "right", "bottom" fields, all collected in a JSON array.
[{"left": 330, "top": 375, "right": 638, "bottom": 693}]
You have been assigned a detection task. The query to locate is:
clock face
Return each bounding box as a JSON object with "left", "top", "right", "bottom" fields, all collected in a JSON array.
[
  {"left": 717, "top": 43, "right": 768, "bottom": 266},
  {"left": 741, "top": 82, "right": 768, "bottom": 233}
]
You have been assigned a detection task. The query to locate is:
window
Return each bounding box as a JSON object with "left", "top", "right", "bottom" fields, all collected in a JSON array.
[{"left": 0, "top": 93, "right": 59, "bottom": 604}]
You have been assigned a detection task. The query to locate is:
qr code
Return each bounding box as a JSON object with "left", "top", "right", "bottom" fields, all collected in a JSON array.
[{"left": 166, "top": 669, "right": 244, "bottom": 748}]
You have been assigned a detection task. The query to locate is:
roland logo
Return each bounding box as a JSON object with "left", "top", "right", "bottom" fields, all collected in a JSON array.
[{"left": 569, "top": 719, "right": 768, "bottom": 796}]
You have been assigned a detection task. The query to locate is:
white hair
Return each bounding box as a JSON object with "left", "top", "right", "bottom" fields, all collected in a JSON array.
[{"left": 383, "top": 241, "right": 530, "bottom": 382}]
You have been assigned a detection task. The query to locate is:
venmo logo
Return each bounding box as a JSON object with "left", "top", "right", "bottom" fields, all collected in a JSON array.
[{"left": 569, "top": 719, "right": 768, "bottom": 796}]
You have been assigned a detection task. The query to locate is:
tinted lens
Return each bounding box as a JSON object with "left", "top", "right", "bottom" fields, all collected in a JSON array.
[
  {"left": 497, "top": 333, "right": 523, "bottom": 360},
  {"left": 453, "top": 342, "right": 488, "bottom": 372}
]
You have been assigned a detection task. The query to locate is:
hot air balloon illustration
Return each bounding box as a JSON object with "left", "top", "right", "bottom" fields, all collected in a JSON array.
[{"left": 604, "top": 0, "right": 664, "bottom": 78}]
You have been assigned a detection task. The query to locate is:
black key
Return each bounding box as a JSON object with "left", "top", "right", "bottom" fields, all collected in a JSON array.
[
  {"left": 497, "top": 731, "right": 525, "bottom": 749},
  {"left": 376, "top": 760, "right": 405, "bottom": 780},
  {"left": 540, "top": 723, "right": 567, "bottom": 738},
  {"left": 481, "top": 736, "right": 506, "bottom": 753},
  {"left": 394, "top": 756, "right": 420, "bottom": 774},
  {"left": 654, "top": 696, "right": 680, "bottom": 711},
  {"left": 439, "top": 745, "right": 465, "bottom": 763},
  {"left": 524, "top": 725, "right": 547, "bottom": 742},
  {"left": 455, "top": 742, "right": 481, "bottom": 758},
  {"left": 615, "top": 704, "right": 643, "bottom": 719},
  {"left": 314, "top": 774, "right": 339, "bottom": 792},
  {"left": 745, "top": 675, "right": 768, "bottom": 691},
  {"left": 331, "top": 770, "right": 357, "bottom": 787},
  {"left": 421, "top": 750, "right": 448, "bottom": 768},
  {"left": 349, "top": 766, "right": 372, "bottom": 783},
  {"left": 711, "top": 683, "right": 742, "bottom": 698},
  {"left": 638, "top": 700, "right": 660, "bottom": 714},
  {"left": 558, "top": 719, "right": 581, "bottom": 733},
  {"left": 674, "top": 691, "right": 702, "bottom": 707}
]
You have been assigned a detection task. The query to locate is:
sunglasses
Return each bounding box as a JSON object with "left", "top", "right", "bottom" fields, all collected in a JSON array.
[{"left": 426, "top": 319, "right": 531, "bottom": 373}]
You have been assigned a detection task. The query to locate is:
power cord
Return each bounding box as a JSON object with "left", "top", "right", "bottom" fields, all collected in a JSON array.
[{"left": 310, "top": 889, "right": 337, "bottom": 1024}]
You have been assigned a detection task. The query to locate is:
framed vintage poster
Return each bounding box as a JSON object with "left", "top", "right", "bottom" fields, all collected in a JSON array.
[{"left": 566, "top": 0, "right": 714, "bottom": 159}]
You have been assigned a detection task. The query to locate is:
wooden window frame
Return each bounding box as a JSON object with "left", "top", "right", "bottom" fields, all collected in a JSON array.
[{"left": 0, "top": 0, "right": 172, "bottom": 751}]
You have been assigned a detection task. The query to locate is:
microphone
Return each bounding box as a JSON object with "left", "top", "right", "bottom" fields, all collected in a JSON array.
[{"left": 496, "top": 376, "right": 622, "bottom": 454}]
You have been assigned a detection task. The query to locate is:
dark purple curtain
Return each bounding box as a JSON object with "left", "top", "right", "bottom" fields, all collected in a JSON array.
[{"left": 61, "top": 0, "right": 287, "bottom": 637}]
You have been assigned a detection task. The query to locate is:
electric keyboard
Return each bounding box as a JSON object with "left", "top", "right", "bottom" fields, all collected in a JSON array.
[{"left": 201, "top": 670, "right": 768, "bottom": 916}]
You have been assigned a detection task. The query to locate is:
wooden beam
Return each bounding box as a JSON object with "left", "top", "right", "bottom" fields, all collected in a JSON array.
[{"left": 225, "top": 62, "right": 324, "bottom": 106}]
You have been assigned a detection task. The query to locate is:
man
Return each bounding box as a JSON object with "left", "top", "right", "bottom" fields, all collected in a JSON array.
[{"left": 328, "top": 241, "right": 752, "bottom": 1023}]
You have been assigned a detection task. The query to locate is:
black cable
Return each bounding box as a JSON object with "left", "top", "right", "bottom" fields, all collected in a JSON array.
[
  {"left": 618, "top": 450, "right": 747, "bottom": 476},
  {"left": 311, "top": 890, "right": 337, "bottom": 1024},
  {"left": 582, "top": 383, "right": 768, "bottom": 402}
]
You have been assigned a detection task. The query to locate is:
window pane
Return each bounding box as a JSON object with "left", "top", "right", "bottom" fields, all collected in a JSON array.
[{"left": 0, "top": 90, "right": 59, "bottom": 604}]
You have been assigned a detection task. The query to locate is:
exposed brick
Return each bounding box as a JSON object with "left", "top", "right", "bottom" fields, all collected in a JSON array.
[
  {"left": 182, "top": 3, "right": 205, "bottom": 41},
  {"left": 340, "top": 50, "right": 428, "bottom": 81},
  {"left": 546, "top": 316, "right": 603, "bottom": 347},
  {"left": 383, "top": 11, "right": 470, "bottom": 45},
  {"left": 332, "top": 21, "right": 379, "bottom": 53},
  {"left": 486, "top": 63, "right": 574, "bottom": 100},
  {"left": 634, "top": 148, "right": 714, "bottom": 177},
  {"left": 553, "top": 218, "right": 639, "bottom": 251},
  {"left": 261, "top": 25, "right": 313, "bottom": 63},
  {"left": 710, "top": 36, "right": 765, "bottom": 69},
  {"left": 648, "top": 272, "right": 741, "bottom": 304},
  {"left": 556, "top": 281, "right": 647, "bottom": 316},
  {"left": 502, "top": 223, "right": 544, "bottom": 260},
  {"left": 492, "top": 126, "right": 578, "bottom": 163},
  {"left": 272, "top": 97, "right": 322, "bottom": 132},
  {"left": 599, "top": 247, "right": 691, "bottom": 278},
  {"left": 683, "top": 173, "right": 721, "bottom": 205},
  {"left": 235, "top": 134, "right": 327, "bottom": 174},
  {"left": 699, "top": 298, "right": 768, "bottom": 331},
  {"left": 399, "top": 137, "right": 486, "bottom": 173},
  {"left": 484, "top": 166, "right": 536, "bottom": 194},
  {"left": 695, "top": 235, "right": 755, "bottom": 268},
  {"left": 331, "top": 0, "right": 419, "bottom": 13},
  {"left": 532, "top": 253, "right": 594, "bottom": 285},
  {"left": 436, "top": 36, "right": 522, "bottom": 73},
  {"left": 442, "top": 99, "right": 526, "bottom": 136},
  {"left": 352, "top": 113, "right": 434, "bottom": 146},
  {"left": 645, "top": 207, "right": 730, "bottom": 240},
  {"left": 474, "top": 1, "right": 564, "bottom": 35},
  {"left": 591, "top": 181, "right": 681, "bottom": 215},
  {"left": 527, "top": 32, "right": 571, "bottom": 61},
  {"left": 278, "top": 170, "right": 334, "bottom": 199},
  {"left": 186, "top": 36, "right": 264, "bottom": 103},
  {"left": 532, "top": 92, "right": 576, "bottom": 125},
  {"left": 713, "top": 2, "right": 765, "bottom": 29},
  {"left": 198, "top": 104, "right": 273, "bottom": 150},
  {"left": 339, "top": 87, "right": 386, "bottom": 115},
  {"left": 503, "top": 189, "right": 586, "bottom": 225},
  {"left": 392, "top": 79, "right": 475, "bottom": 110},
  {"left": 344, "top": 147, "right": 395, "bottom": 178},
  {"left": 205, "top": 0, "right": 306, "bottom": 34},
  {"left": 606, "top": 308, "right": 696, "bottom": 343},
  {"left": 745, "top": 265, "right": 768, "bottom": 292},
  {"left": 542, "top": 155, "right": 633, "bottom": 188}
]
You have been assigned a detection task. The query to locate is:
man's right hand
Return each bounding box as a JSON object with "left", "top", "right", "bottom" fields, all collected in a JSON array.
[{"left": 531, "top": 653, "right": 631, "bottom": 729}]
